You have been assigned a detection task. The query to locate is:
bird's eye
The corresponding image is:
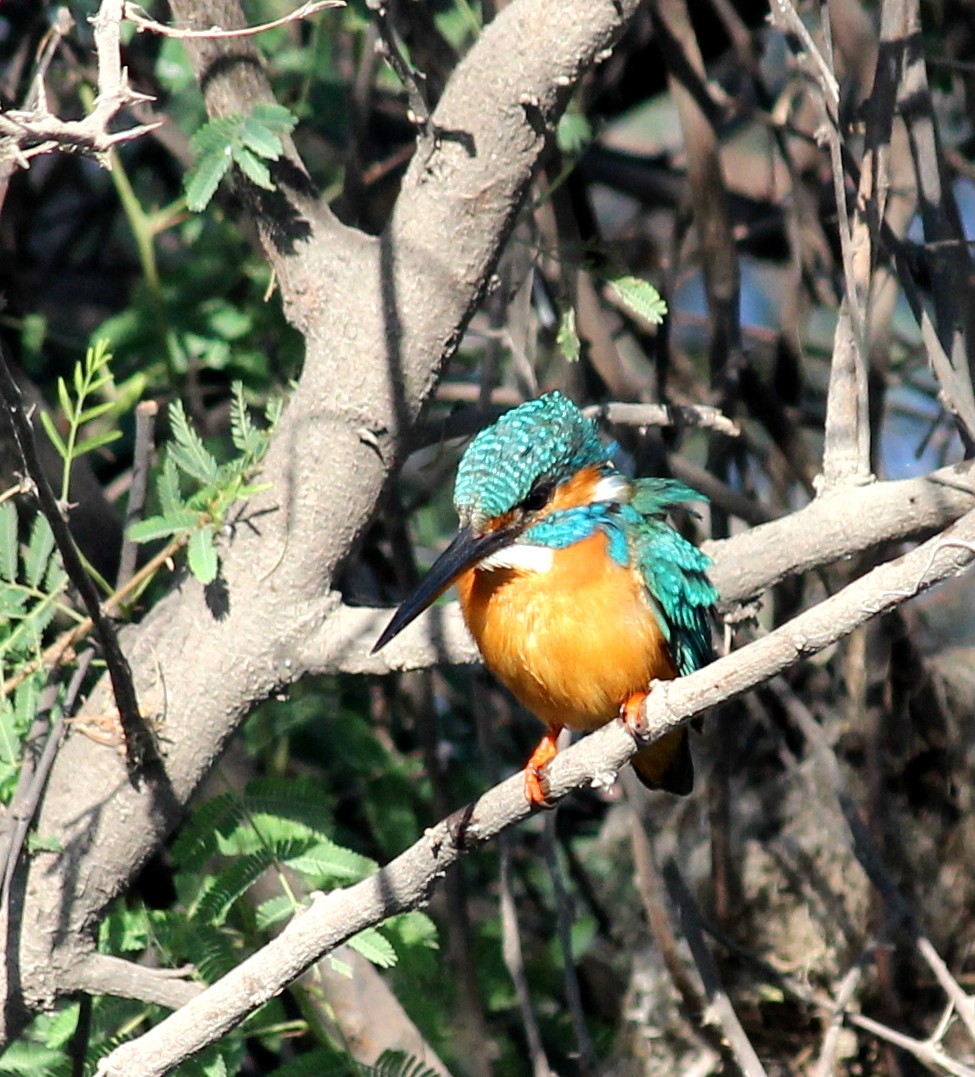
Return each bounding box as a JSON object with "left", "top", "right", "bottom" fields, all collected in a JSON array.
[{"left": 521, "top": 482, "right": 553, "bottom": 513}]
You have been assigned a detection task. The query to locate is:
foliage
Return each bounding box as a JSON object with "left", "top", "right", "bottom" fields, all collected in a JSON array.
[
  {"left": 185, "top": 104, "right": 299, "bottom": 212},
  {"left": 37, "top": 339, "right": 129, "bottom": 504},
  {"left": 0, "top": 508, "right": 68, "bottom": 798},
  {"left": 128, "top": 386, "right": 280, "bottom": 584}
]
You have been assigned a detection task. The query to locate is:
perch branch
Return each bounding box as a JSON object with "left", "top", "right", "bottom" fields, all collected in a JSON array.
[{"left": 96, "top": 509, "right": 975, "bottom": 1076}]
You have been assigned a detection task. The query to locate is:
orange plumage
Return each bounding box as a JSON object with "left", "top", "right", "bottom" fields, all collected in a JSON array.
[{"left": 455, "top": 527, "right": 691, "bottom": 798}]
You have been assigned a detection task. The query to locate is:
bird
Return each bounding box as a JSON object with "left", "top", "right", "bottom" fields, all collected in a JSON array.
[{"left": 373, "top": 392, "right": 717, "bottom": 805}]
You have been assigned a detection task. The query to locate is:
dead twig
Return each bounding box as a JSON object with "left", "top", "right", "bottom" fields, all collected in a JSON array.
[
  {"left": 663, "top": 860, "right": 770, "bottom": 1077},
  {"left": 122, "top": 0, "right": 342, "bottom": 40}
]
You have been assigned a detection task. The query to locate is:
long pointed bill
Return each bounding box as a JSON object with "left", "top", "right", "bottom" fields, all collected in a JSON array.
[{"left": 372, "top": 524, "right": 515, "bottom": 653}]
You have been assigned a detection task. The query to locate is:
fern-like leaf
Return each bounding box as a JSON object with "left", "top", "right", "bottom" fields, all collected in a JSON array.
[
  {"left": 606, "top": 274, "right": 668, "bottom": 325},
  {"left": 168, "top": 400, "right": 219, "bottom": 484},
  {"left": 195, "top": 840, "right": 309, "bottom": 925},
  {"left": 346, "top": 927, "right": 397, "bottom": 969},
  {"left": 357, "top": 1050, "right": 443, "bottom": 1077},
  {"left": 171, "top": 792, "right": 244, "bottom": 872}
]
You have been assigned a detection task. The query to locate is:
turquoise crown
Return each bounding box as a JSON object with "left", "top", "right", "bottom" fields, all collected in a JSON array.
[{"left": 454, "top": 392, "right": 614, "bottom": 526}]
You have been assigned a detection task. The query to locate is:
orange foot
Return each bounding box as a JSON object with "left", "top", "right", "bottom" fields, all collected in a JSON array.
[
  {"left": 621, "top": 690, "right": 650, "bottom": 738},
  {"left": 523, "top": 727, "right": 562, "bottom": 807}
]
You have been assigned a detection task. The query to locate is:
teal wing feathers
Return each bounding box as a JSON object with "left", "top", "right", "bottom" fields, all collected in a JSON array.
[{"left": 627, "top": 479, "right": 717, "bottom": 676}]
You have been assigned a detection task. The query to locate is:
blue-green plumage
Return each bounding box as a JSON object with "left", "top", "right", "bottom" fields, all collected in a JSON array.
[
  {"left": 454, "top": 393, "right": 717, "bottom": 677},
  {"left": 454, "top": 393, "right": 614, "bottom": 528},
  {"left": 374, "top": 391, "right": 718, "bottom": 800}
]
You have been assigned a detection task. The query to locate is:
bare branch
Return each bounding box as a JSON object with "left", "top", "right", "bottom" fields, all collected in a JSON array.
[
  {"left": 663, "top": 861, "right": 769, "bottom": 1077},
  {"left": 123, "top": 0, "right": 342, "bottom": 39},
  {"left": 71, "top": 954, "right": 202, "bottom": 1011}
]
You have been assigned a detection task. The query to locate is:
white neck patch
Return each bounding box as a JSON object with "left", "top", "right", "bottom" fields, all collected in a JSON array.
[
  {"left": 477, "top": 544, "right": 554, "bottom": 573},
  {"left": 593, "top": 473, "right": 631, "bottom": 504}
]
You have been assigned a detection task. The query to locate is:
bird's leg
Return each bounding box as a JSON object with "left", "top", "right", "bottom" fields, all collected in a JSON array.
[
  {"left": 621, "top": 690, "right": 650, "bottom": 738},
  {"left": 524, "top": 726, "right": 563, "bottom": 807}
]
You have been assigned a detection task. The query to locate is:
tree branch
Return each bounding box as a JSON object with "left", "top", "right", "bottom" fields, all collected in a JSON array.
[
  {"left": 96, "top": 509, "right": 975, "bottom": 1076},
  {"left": 4, "top": 0, "right": 646, "bottom": 1045},
  {"left": 306, "top": 460, "right": 975, "bottom": 678}
]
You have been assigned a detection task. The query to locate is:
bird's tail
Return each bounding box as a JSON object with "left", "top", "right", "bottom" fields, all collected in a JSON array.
[{"left": 631, "top": 727, "right": 694, "bottom": 796}]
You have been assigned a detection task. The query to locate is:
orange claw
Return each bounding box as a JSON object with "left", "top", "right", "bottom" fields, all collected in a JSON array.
[
  {"left": 621, "top": 690, "right": 649, "bottom": 737},
  {"left": 523, "top": 727, "right": 562, "bottom": 807}
]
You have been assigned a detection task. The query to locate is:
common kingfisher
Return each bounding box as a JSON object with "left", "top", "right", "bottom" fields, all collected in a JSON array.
[{"left": 374, "top": 392, "right": 717, "bottom": 805}]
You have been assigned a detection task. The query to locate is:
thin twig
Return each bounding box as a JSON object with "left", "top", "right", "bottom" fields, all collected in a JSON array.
[
  {"left": 584, "top": 402, "right": 740, "bottom": 438},
  {"left": 0, "top": 653, "right": 92, "bottom": 919},
  {"left": 122, "top": 0, "right": 342, "bottom": 40},
  {"left": 365, "top": 0, "right": 432, "bottom": 136},
  {"left": 499, "top": 842, "right": 554, "bottom": 1077},
  {"left": 542, "top": 812, "right": 598, "bottom": 1075},
  {"left": 663, "top": 860, "right": 770, "bottom": 1077},
  {"left": 847, "top": 1011, "right": 975, "bottom": 1076},
  {"left": 474, "top": 683, "right": 553, "bottom": 1077},
  {"left": 3, "top": 532, "right": 188, "bottom": 697},
  {"left": 813, "top": 962, "right": 865, "bottom": 1077},
  {"left": 116, "top": 400, "right": 157, "bottom": 589}
]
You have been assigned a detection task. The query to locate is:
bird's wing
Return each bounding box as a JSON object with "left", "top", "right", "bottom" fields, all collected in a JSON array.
[{"left": 624, "top": 498, "right": 717, "bottom": 677}]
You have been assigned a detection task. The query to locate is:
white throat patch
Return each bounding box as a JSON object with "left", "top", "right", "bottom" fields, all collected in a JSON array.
[
  {"left": 593, "top": 473, "right": 631, "bottom": 504},
  {"left": 477, "top": 544, "right": 554, "bottom": 573}
]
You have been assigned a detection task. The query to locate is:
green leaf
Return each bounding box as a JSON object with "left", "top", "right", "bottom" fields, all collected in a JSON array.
[
  {"left": 77, "top": 399, "right": 115, "bottom": 424},
  {"left": 168, "top": 400, "right": 219, "bottom": 484},
  {"left": 249, "top": 103, "right": 298, "bottom": 134},
  {"left": 57, "top": 376, "right": 74, "bottom": 423},
  {"left": 171, "top": 791, "right": 242, "bottom": 872},
  {"left": 24, "top": 515, "right": 55, "bottom": 589},
  {"left": 232, "top": 146, "right": 274, "bottom": 191},
  {"left": 346, "top": 927, "right": 397, "bottom": 969},
  {"left": 26, "top": 831, "right": 62, "bottom": 854},
  {"left": 195, "top": 841, "right": 307, "bottom": 925},
  {"left": 128, "top": 510, "right": 200, "bottom": 543},
  {"left": 0, "top": 697, "right": 20, "bottom": 768},
  {"left": 556, "top": 111, "right": 592, "bottom": 155},
  {"left": 189, "top": 116, "right": 241, "bottom": 156},
  {"left": 238, "top": 116, "right": 283, "bottom": 160},
  {"left": 358, "top": 1052, "right": 444, "bottom": 1077},
  {"left": 187, "top": 525, "right": 218, "bottom": 584},
  {"left": 254, "top": 894, "right": 296, "bottom": 930},
  {"left": 185, "top": 148, "right": 232, "bottom": 212},
  {"left": 0, "top": 503, "right": 17, "bottom": 583},
  {"left": 73, "top": 429, "right": 122, "bottom": 458},
  {"left": 283, "top": 838, "right": 375, "bottom": 884},
  {"left": 99, "top": 904, "right": 150, "bottom": 953},
  {"left": 557, "top": 306, "right": 581, "bottom": 362},
  {"left": 158, "top": 454, "right": 183, "bottom": 517},
  {"left": 229, "top": 382, "right": 260, "bottom": 455},
  {"left": 39, "top": 410, "right": 67, "bottom": 460},
  {"left": 606, "top": 274, "right": 668, "bottom": 325}
]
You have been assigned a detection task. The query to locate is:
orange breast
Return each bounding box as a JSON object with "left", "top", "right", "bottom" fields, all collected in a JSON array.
[{"left": 455, "top": 531, "right": 676, "bottom": 733}]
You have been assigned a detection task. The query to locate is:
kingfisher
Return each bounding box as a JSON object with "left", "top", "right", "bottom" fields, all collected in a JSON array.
[{"left": 373, "top": 392, "right": 717, "bottom": 805}]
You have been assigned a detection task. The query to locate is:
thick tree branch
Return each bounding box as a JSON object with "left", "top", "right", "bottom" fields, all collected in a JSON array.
[
  {"left": 96, "top": 509, "right": 975, "bottom": 1076},
  {"left": 3, "top": 0, "right": 645, "bottom": 1045}
]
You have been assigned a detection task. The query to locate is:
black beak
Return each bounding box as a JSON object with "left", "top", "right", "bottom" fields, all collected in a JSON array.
[{"left": 372, "top": 524, "right": 516, "bottom": 653}]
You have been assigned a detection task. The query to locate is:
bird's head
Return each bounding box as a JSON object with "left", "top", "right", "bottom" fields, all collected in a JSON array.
[{"left": 373, "top": 392, "right": 630, "bottom": 652}]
